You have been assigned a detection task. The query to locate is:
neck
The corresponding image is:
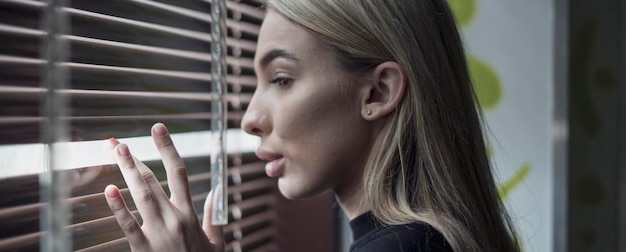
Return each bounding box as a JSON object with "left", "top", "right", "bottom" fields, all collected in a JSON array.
[
  {"left": 337, "top": 126, "right": 382, "bottom": 219},
  {"left": 335, "top": 178, "right": 370, "bottom": 220}
]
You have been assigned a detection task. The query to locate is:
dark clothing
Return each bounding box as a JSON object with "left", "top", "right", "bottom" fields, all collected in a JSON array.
[{"left": 349, "top": 212, "right": 453, "bottom": 252}]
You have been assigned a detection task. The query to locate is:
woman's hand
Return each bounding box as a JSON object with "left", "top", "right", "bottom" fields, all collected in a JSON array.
[{"left": 104, "top": 123, "right": 224, "bottom": 252}]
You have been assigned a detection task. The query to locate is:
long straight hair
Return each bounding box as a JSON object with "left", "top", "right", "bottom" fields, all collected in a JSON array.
[{"left": 266, "top": 0, "right": 519, "bottom": 251}]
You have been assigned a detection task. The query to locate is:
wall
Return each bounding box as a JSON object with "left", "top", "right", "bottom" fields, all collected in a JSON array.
[
  {"left": 453, "top": 0, "right": 556, "bottom": 251},
  {"left": 568, "top": 0, "right": 624, "bottom": 251}
]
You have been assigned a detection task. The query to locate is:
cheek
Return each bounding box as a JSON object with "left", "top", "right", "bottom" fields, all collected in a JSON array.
[
  {"left": 274, "top": 89, "right": 357, "bottom": 142},
  {"left": 275, "top": 88, "right": 369, "bottom": 168}
]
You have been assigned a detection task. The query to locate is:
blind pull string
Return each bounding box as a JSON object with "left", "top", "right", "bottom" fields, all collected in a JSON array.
[
  {"left": 210, "top": 0, "right": 229, "bottom": 226},
  {"left": 40, "top": 0, "right": 72, "bottom": 251}
]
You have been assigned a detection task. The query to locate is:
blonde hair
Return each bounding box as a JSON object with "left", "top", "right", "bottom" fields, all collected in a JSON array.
[{"left": 266, "top": 0, "right": 519, "bottom": 251}]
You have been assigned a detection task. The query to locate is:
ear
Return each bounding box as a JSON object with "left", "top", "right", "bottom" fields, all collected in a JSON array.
[{"left": 360, "top": 61, "right": 407, "bottom": 120}]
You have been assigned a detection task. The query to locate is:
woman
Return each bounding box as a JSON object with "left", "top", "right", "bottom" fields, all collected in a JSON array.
[{"left": 104, "top": 0, "right": 519, "bottom": 251}]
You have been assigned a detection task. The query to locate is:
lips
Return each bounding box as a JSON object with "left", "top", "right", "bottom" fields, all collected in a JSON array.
[{"left": 255, "top": 148, "right": 285, "bottom": 178}]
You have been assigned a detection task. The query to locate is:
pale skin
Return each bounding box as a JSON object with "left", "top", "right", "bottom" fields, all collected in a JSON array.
[
  {"left": 104, "top": 10, "right": 406, "bottom": 251},
  {"left": 103, "top": 124, "right": 223, "bottom": 252}
]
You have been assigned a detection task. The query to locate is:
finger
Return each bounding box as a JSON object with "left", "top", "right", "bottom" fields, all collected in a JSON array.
[
  {"left": 104, "top": 137, "right": 120, "bottom": 150},
  {"left": 108, "top": 138, "right": 169, "bottom": 200},
  {"left": 105, "top": 184, "right": 147, "bottom": 246},
  {"left": 103, "top": 138, "right": 121, "bottom": 162},
  {"left": 114, "top": 143, "right": 164, "bottom": 221},
  {"left": 112, "top": 141, "right": 171, "bottom": 212},
  {"left": 152, "top": 123, "right": 192, "bottom": 209},
  {"left": 202, "top": 190, "right": 225, "bottom": 251}
]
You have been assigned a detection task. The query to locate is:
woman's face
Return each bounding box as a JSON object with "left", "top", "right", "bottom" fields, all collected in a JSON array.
[{"left": 241, "top": 11, "right": 374, "bottom": 199}]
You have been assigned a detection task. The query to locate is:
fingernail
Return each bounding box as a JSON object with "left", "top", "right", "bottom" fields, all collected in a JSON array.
[
  {"left": 153, "top": 123, "right": 168, "bottom": 136},
  {"left": 104, "top": 137, "right": 117, "bottom": 150},
  {"left": 105, "top": 184, "right": 118, "bottom": 198},
  {"left": 117, "top": 144, "right": 130, "bottom": 157}
]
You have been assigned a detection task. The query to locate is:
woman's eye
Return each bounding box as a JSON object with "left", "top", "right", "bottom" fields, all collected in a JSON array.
[{"left": 269, "top": 77, "right": 293, "bottom": 87}]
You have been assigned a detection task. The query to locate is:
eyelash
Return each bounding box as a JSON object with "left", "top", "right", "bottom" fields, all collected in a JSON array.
[{"left": 269, "top": 77, "right": 293, "bottom": 87}]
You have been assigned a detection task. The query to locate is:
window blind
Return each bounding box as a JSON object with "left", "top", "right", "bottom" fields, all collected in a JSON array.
[{"left": 0, "top": 0, "right": 281, "bottom": 251}]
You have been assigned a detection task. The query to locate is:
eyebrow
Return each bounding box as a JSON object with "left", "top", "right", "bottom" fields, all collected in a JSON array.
[{"left": 258, "top": 49, "right": 300, "bottom": 70}]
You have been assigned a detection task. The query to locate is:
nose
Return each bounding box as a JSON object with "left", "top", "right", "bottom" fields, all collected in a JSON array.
[{"left": 241, "top": 92, "right": 269, "bottom": 137}]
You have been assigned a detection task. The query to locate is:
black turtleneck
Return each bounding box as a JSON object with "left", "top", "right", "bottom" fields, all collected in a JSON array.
[{"left": 349, "top": 212, "right": 453, "bottom": 252}]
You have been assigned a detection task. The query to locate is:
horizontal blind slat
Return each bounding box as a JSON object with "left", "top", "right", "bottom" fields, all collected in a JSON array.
[
  {"left": 75, "top": 237, "right": 130, "bottom": 252},
  {"left": 0, "top": 113, "right": 244, "bottom": 124},
  {"left": 131, "top": 0, "right": 212, "bottom": 23},
  {"left": 0, "top": 23, "right": 44, "bottom": 36},
  {"left": 225, "top": 1, "right": 265, "bottom": 21},
  {"left": 229, "top": 194, "right": 274, "bottom": 220},
  {"left": 248, "top": 242, "right": 279, "bottom": 252},
  {"left": 191, "top": 180, "right": 275, "bottom": 208},
  {"left": 0, "top": 232, "right": 39, "bottom": 251},
  {"left": 223, "top": 211, "right": 273, "bottom": 234},
  {"left": 67, "top": 7, "right": 213, "bottom": 41},
  {"left": 0, "top": 55, "right": 254, "bottom": 80},
  {"left": 0, "top": 54, "right": 43, "bottom": 64},
  {"left": 1, "top": 0, "right": 44, "bottom": 8},
  {"left": 0, "top": 86, "right": 252, "bottom": 102},
  {"left": 227, "top": 226, "right": 275, "bottom": 252},
  {"left": 0, "top": 23, "right": 257, "bottom": 54}
]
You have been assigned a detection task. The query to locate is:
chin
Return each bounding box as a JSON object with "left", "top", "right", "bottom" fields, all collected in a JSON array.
[{"left": 277, "top": 179, "right": 329, "bottom": 200}]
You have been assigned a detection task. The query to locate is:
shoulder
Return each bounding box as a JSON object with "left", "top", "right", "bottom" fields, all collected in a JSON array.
[{"left": 349, "top": 221, "right": 453, "bottom": 252}]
